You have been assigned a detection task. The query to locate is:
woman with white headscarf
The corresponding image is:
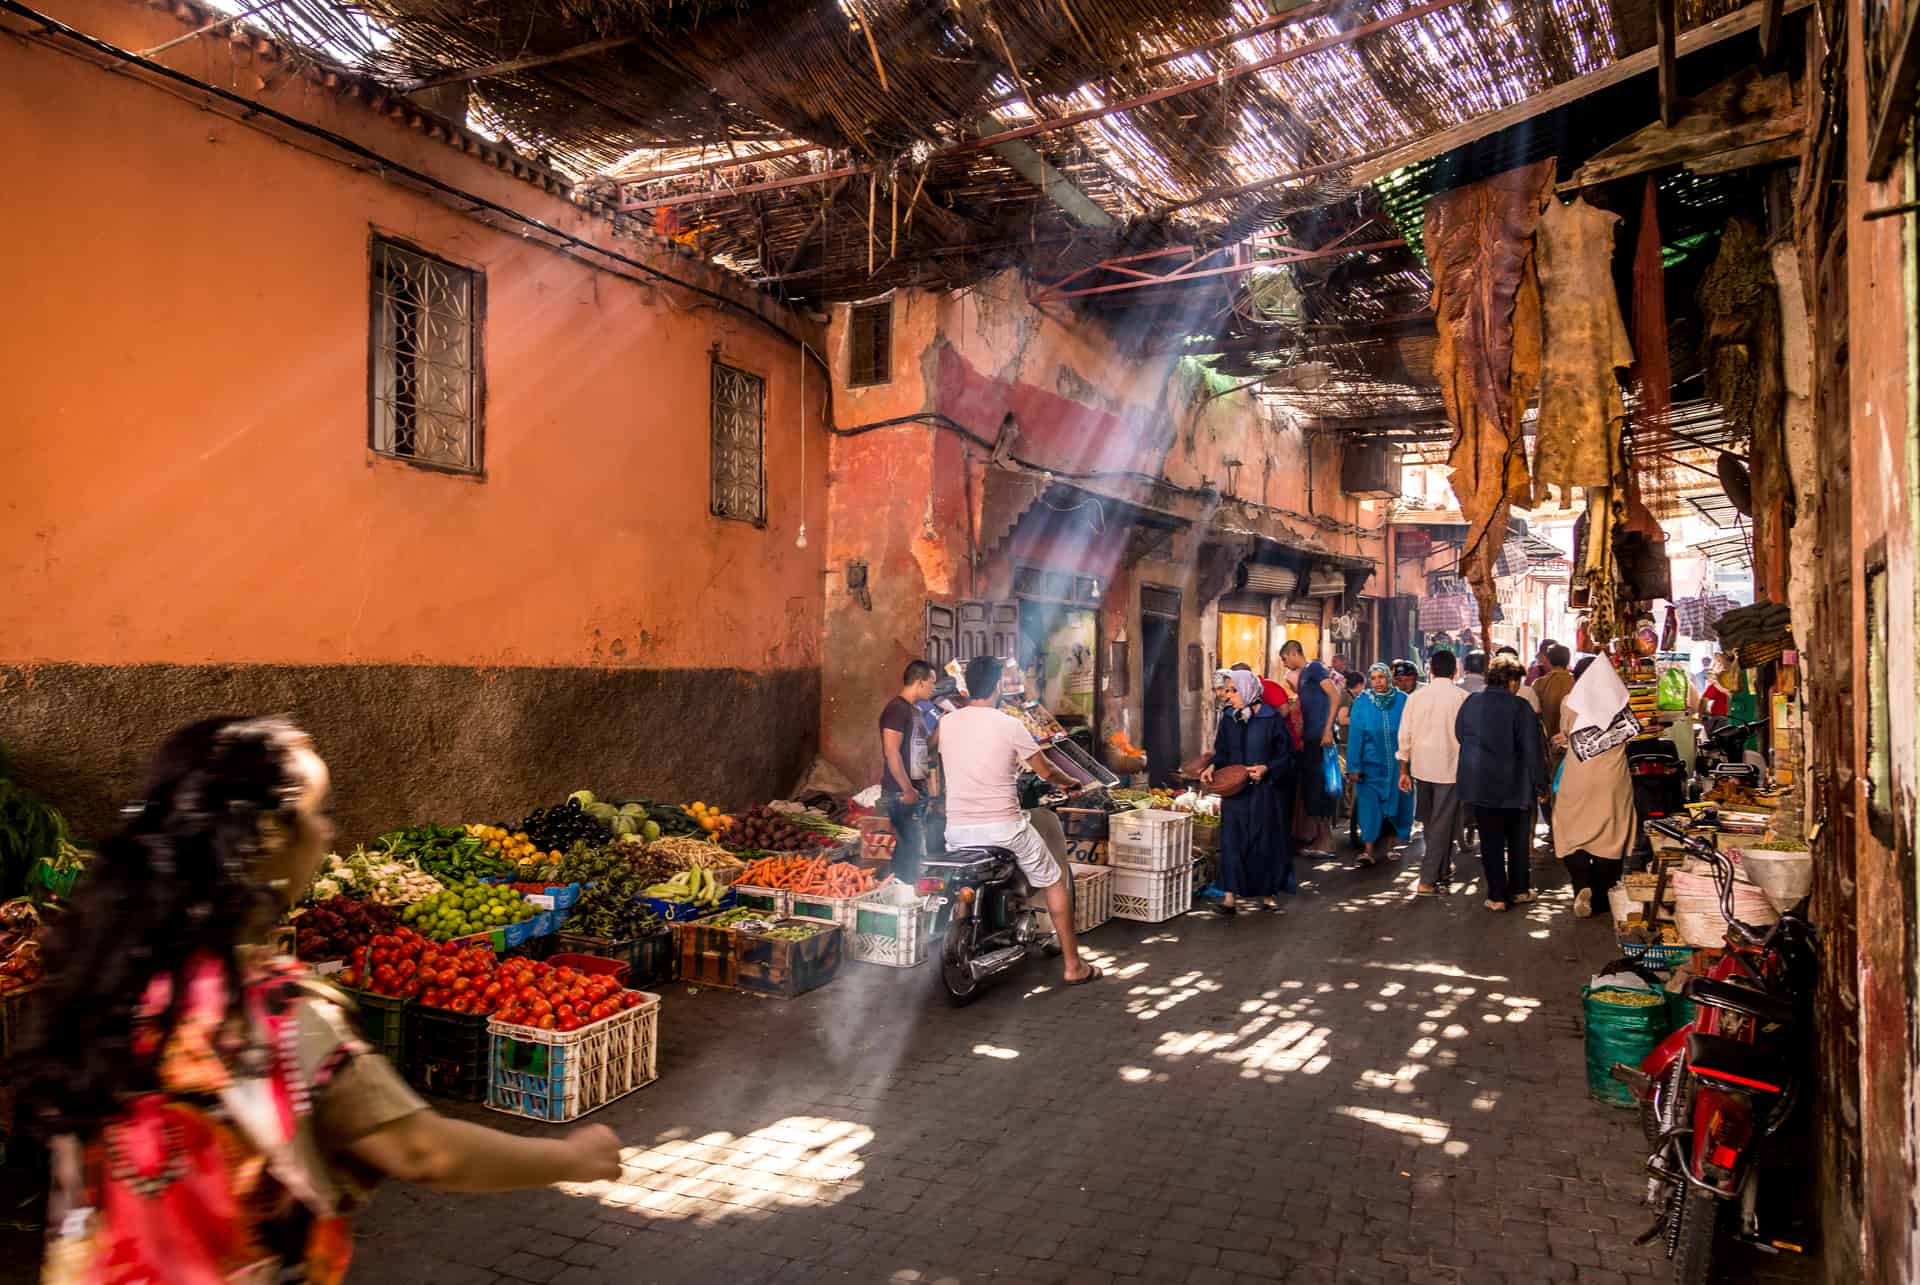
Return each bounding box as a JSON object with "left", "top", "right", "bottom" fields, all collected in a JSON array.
[{"left": 1201, "top": 669, "right": 1294, "bottom": 914}]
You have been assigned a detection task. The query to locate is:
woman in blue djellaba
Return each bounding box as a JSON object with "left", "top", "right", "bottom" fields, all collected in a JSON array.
[
  {"left": 1201, "top": 670, "right": 1294, "bottom": 915},
  {"left": 1346, "top": 663, "right": 1415, "bottom": 868}
]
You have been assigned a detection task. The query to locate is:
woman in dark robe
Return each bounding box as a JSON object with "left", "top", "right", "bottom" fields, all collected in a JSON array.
[{"left": 1201, "top": 670, "right": 1295, "bottom": 914}]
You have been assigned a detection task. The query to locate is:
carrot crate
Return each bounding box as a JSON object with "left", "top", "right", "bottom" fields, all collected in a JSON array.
[
  {"left": 486, "top": 993, "right": 660, "bottom": 1123},
  {"left": 732, "top": 922, "right": 843, "bottom": 999},
  {"left": 730, "top": 884, "right": 792, "bottom": 917}
]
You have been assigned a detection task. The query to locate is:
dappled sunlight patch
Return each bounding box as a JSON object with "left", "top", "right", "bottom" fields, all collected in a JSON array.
[
  {"left": 971, "top": 1043, "right": 1019, "bottom": 1060},
  {"left": 578, "top": 1115, "right": 875, "bottom": 1222},
  {"left": 1335, "top": 1104, "right": 1455, "bottom": 1146}
]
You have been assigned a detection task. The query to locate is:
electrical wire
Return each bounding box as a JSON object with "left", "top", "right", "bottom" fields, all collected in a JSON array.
[{"left": 0, "top": 0, "right": 832, "bottom": 384}]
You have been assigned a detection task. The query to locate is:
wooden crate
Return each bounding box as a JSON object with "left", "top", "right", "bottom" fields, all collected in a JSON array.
[
  {"left": 732, "top": 921, "right": 843, "bottom": 1000},
  {"left": 674, "top": 918, "right": 737, "bottom": 989}
]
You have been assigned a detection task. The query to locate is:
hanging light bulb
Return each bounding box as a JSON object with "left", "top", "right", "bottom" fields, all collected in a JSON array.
[{"left": 795, "top": 523, "right": 809, "bottom": 550}]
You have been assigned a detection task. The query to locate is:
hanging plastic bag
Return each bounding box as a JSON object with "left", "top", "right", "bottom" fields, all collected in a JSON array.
[
  {"left": 1657, "top": 667, "right": 1691, "bottom": 712},
  {"left": 1321, "top": 744, "right": 1343, "bottom": 800}
]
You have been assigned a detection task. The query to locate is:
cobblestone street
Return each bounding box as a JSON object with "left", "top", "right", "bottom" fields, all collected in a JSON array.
[{"left": 349, "top": 840, "right": 1819, "bottom": 1285}]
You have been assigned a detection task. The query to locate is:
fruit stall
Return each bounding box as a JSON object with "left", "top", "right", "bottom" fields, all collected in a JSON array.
[{"left": 0, "top": 777, "right": 1220, "bottom": 1129}]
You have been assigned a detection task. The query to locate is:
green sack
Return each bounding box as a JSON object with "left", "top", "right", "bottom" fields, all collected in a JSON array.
[
  {"left": 1658, "top": 668, "right": 1691, "bottom": 712},
  {"left": 1583, "top": 985, "right": 1671, "bottom": 1106}
]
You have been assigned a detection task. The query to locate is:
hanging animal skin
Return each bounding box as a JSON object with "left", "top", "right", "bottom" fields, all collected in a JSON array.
[{"left": 1424, "top": 158, "right": 1556, "bottom": 642}]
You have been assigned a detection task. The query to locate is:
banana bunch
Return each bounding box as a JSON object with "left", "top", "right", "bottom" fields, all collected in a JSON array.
[{"left": 641, "top": 866, "right": 726, "bottom": 906}]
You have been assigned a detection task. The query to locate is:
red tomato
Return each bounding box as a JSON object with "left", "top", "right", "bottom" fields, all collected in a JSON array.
[
  {"left": 537, "top": 1014, "right": 558, "bottom": 1030},
  {"left": 451, "top": 976, "right": 472, "bottom": 994},
  {"left": 450, "top": 995, "right": 474, "bottom": 1014},
  {"left": 401, "top": 979, "right": 423, "bottom": 998},
  {"left": 556, "top": 1004, "right": 576, "bottom": 1022},
  {"left": 619, "top": 991, "right": 642, "bottom": 1010}
]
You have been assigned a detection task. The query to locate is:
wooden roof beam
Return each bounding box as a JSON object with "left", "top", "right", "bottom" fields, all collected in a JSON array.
[{"left": 394, "top": 35, "right": 638, "bottom": 93}]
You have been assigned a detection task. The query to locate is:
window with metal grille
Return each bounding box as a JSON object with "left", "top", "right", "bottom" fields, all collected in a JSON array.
[
  {"left": 710, "top": 360, "right": 765, "bottom": 524},
  {"left": 369, "top": 238, "right": 482, "bottom": 473},
  {"left": 848, "top": 300, "right": 891, "bottom": 387}
]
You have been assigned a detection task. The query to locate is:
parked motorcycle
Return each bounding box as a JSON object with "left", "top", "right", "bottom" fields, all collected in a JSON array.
[
  {"left": 1611, "top": 819, "right": 1817, "bottom": 1284},
  {"left": 917, "top": 796, "right": 1081, "bottom": 1006},
  {"left": 1690, "top": 718, "right": 1763, "bottom": 799}
]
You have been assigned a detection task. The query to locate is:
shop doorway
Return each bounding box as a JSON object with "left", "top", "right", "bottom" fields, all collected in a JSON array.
[
  {"left": 1141, "top": 588, "right": 1181, "bottom": 788},
  {"left": 1218, "top": 611, "right": 1268, "bottom": 672},
  {"left": 1279, "top": 618, "right": 1321, "bottom": 666}
]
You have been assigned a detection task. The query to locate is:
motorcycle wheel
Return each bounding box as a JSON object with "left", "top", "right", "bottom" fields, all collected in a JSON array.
[
  {"left": 1644, "top": 1057, "right": 1687, "bottom": 1148},
  {"left": 1672, "top": 1187, "right": 1723, "bottom": 1285},
  {"left": 939, "top": 918, "right": 981, "bottom": 1008}
]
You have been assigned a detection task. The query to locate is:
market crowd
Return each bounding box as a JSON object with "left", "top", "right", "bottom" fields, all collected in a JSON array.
[{"left": 1195, "top": 637, "right": 1654, "bottom": 917}]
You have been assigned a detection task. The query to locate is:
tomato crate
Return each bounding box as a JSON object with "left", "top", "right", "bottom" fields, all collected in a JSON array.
[
  {"left": 1106, "top": 809, "right": 1194, "bottom": 872},
  {"left": 847, "top": 886, "right": 935, "bottom": 968},
  {"left": 732, "top": 921, "right": 843, "bottom": 999},
  {"left": 552, "top": 925, "right": 673, "bottom": 985},
  {"left": 344, "top": 988, "right": 409, "bottom": 1065},
  {"left": 548, "top": 953, "right": 632, "bottom": 986},
  {"left": 486, "top": 992, "right": 660, "bottom": 1123},
  {"left": 674, "top": 918, "right": 737, "bottom": 989},
  {"left": 404, "top": 1005, "right": 490, "bottom": 1102},
  {"left": 1111, "top": 863, "right": 1193, "bottom": 923}
]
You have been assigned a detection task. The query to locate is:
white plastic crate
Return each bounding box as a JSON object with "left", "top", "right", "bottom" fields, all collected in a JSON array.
[
  {"left": 486, "top": 992, "right": 659, "bottom": 1123},
  {"left": 1106, "top": 809, "right": 1193, "bottom": 872},
  {"left": 1032, "top": 862, "right": 1113, "bottom": 937},
  {"left": 847, "top": 886, "right": 935, "bottom": 967},
  {"left": 1111, "top": 864, "right": 1193, "bottom": 923}
]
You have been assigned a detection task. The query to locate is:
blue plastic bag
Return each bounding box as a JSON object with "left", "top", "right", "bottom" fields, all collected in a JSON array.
[{"left": 1321, "top": 744, "right": 1343, "bottom": 799}]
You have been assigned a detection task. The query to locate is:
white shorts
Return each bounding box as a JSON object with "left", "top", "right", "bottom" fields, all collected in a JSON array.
[{"left": 943, "top": 813, "right": 1063, "bottom": 889}]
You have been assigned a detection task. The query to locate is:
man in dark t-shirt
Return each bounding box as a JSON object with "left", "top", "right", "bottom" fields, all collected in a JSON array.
[{"left": 879, "top": 659, "right": 938, "bottom": 879}]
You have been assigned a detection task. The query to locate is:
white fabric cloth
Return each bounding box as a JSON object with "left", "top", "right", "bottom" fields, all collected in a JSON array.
[
  {"left": 1396, "top": 677, "right": 1469, "bottom": 783},
  {"left": 1564, "top": 652, "right": 1631, "bottom": 733},
  {"left": 938, "top": 706, "right": 1042, "bottom": 827},
  {"left": 942, "top": 814, "right": 1064, "bottom": 888}
]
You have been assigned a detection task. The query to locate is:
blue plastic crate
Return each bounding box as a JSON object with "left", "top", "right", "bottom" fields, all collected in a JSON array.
[
  {"left": 503, "top": 918, "right": 537, "bottom": 948},
  {"left": 642, "top": 890, "right": 736, "bottom": 923},
  {"left": 545, "top": 883, "right": 582, "bottom": 910}
]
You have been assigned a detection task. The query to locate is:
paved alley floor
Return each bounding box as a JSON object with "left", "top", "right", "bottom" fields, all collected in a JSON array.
[{"left": 345, "top": 837, "right": 1821, "bottom": 1285}]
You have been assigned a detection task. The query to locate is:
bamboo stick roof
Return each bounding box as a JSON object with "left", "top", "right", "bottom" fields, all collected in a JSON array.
[{"left": 230, "top": 0, "right": 1760, "bottom": 300}]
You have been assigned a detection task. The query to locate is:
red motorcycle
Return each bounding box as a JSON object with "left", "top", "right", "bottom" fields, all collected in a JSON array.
[{"left": 1611, "top": 819, "right": 1817, "bottom": 1284}]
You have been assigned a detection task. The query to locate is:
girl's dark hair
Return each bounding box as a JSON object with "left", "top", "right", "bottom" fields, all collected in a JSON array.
[{"left": 14, "top": 716, "right": 315, "bottom": 1137}]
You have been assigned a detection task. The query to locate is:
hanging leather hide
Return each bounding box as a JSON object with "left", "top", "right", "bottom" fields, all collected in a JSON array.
[
  {"left": 1531, "top": 196, "right": 1634, "bottom": 506},
  {"left": 1424, "top": 158, "right": 1556, "bottom": 641}
]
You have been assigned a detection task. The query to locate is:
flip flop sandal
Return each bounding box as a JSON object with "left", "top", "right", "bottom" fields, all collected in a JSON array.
[
  {"left": 1415, "top": 885, "right": 1440, "bottom": 897},
  {"left": 1065, "top": 965, "right": 1104, "bottom": 987},
  {"left": 1355, "top": 854, "right": 1378, "bottom": 868}
]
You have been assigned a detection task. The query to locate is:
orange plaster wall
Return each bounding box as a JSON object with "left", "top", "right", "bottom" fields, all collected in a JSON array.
[{"left": 0, "top": 0, "right": 826, "bottom": 673}]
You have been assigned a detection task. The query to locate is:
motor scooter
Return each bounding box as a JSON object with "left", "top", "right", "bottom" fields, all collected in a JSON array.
[
  {"left": 1611, "top": 818, "right": 1817, "bottom": 1284},
  {"left": 918, "top": 792, "right": 1085, "bottom": 1006}
]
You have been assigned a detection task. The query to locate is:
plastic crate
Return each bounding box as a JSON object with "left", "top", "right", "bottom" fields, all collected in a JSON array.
[
  {"left": 1111, "top": 864, "right": 1193, "bottom": 923},
  {"left": 732, "top": 921, "right": 844, "bottom": 999},
  {"left": 1057, "top": 806, "right": 1111, "bottom": 840},
  {"left": 552, "top": 925, "right": 673, "bottom": 986},
  {"left": 404, "top": 1004, "right": 490, "bottom": 1102},
  {"left": 1106, "top": 810, "right": 1194, "bottom": 872},
  {"left": 847, "top": 888, "right": 936, "bottom": 968},
  {"left": 544, "top": 883, "right": 582, "bottom": 910},
  {"left": 1617, "top": 937, "right": 1696, "bottom": 970},
  {"left": 675, "top": 918, "right": 738, "bottom": 988},
  {"left": 787, "top": 890, "right": 863, "bottom": 929},
  {"left": 731, "top": 884, "right": 791, "bottom": 917},
  {"left": 487, "top": 992, "right": 660, "bottom": 1123},
  {"left": 1031, "top": 863, "right": 1114, "bottom": 938},
  {"left": 548, "top": 953, "right": 632, "bottom": 986},
  {"left": 345, "top": 988, "right": 409, "bottom": 1064},
  {"left": 643, "top": 890, "right": 736, "bottom": 923},
  {"left": 0, "top": 983, "right": 41, "bottom": 1060}
]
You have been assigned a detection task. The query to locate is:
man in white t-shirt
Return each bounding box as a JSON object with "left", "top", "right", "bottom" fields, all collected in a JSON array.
[{"left": 936, "top": 655, "right": 1100, "bottom": 987}]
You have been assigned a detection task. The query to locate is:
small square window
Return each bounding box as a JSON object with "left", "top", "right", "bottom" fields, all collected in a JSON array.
[
  {"left": 711, "top": 360, "right": 765, "bottom": 525},
  {"left": 848, "top": 300, "right": 892, "bottom": 387},
  {"left": 369, "top": 238, "right": 482, "bottom": 473}
]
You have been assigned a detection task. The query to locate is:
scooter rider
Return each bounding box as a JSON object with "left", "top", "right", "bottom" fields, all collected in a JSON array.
[{"left": 937, "top": 655, "right": 1102, "bottom": 987}]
